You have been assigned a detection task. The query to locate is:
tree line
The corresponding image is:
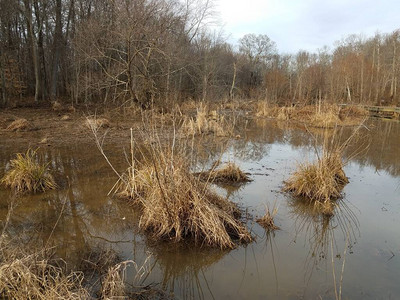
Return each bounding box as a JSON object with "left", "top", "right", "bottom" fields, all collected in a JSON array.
[{"left": 1, "top": 0, "right": 399, "bottom": 108}]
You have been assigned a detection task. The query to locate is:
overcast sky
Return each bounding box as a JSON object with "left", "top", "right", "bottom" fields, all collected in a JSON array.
[{"left": 215, "top": 0, "right": 400, "bottom": 53}]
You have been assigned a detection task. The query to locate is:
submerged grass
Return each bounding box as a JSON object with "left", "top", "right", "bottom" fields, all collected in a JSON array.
[{"left": 1, "top": 148, "right": 56, "bottom": 194}]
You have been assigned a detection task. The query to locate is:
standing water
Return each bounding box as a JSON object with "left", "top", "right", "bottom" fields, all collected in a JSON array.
[{"left": 0, "top": 118, "right": 399, "bottom": 299}]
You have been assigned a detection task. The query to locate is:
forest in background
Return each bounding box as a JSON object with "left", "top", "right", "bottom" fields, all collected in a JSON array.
[{"left": 0, "top": 0, "right": 399, "bottom": 108}]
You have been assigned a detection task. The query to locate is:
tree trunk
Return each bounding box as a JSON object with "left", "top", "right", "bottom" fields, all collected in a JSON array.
[
  {"left": 229, "top": 62, "right": 236, "bottom": 100},
  {"left": 24, "top": 0, "right": 40, "bottom": 103},
  {"left": 50, "top": 0, "right": 62, "bottom": 100}
]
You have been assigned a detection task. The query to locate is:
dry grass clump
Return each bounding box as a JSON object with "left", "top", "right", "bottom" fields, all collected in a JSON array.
[
  {"left": 6, "top": 118, "right": 31, "bottom": 131},
  {"left": 284, "top": 150, "right": 349, "bottom": 203},
  {"left": 256, "top": 103, "right": 367, "bottom": 128},
  {"left": 85, "top": 117, "right": 110, "bottom": 130},
  {"left": 339, "top": 105, "right": 369, "bottom": 118},
  {"left": 1, "top": 148, "right": 56, "bottom": 194},
  {"left": 52, "top": 101, "right": 63, "bottom": 111},
  {"left": 255, "top": 101, "right": 281, "bottom": 118},
  {"left": 0, "top": 249, "right": 89, "bottom": 300},
  {"left": 197, "top": 162, "right": 251, "bottom": 184},
  {"left": 113, "top": 139, "right": 251, "bottom": 249},
  {"left": 181, "top": 104, "right": 232, "bottom": 137},
  {"left": 256, "top": 203, "right": 279, "bottom": 231}
]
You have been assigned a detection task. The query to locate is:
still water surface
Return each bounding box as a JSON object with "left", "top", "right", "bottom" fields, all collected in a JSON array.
[{"left": 1, "top": 119, "right": 399, "bottom": 299}]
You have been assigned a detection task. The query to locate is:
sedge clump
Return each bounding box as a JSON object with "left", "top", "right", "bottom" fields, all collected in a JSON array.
[{"left": 1, "top": 149, "right": 56, "bottom": 194}]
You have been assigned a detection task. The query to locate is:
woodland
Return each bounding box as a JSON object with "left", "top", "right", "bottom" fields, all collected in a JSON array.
[{"left": 0, "top": 0, "right": 399, "bottom": 108}]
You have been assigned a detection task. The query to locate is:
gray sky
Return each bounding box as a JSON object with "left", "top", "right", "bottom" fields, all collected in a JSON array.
[{"left": 216, "top": 0, "right": 400, "bottom": 53}]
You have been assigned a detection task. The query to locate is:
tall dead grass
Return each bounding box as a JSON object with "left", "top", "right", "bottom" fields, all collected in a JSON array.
[
  {"left": 0, "top": 247, "right": 89, "bottom": 300},
  {"left": 181, "top": 103, "right": 233, "bottom": 137},
  {"left": 284, "top": 125, "right": 365, "bottom": 205},
  {"left": 106, "top": 127, "right": 252, "bottom": 249},
  {"left": 256, "top": 103, "right": 368, "bottom": 128},
  {"left": 1, "top": 148, "right": 56, "bottom": 194}
]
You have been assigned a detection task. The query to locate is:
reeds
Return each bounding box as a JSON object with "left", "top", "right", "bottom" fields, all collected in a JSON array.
[
  {"left": 111, "top": 131, "right": 252, "bottom": 249},
  {"left": 1, "top": 148, "right": 56, "bottom": 194}
]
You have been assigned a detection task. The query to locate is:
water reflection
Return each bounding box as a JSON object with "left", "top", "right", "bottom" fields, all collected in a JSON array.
[{"left": 288, "top": 197, "right": 360, "bottom": 295}]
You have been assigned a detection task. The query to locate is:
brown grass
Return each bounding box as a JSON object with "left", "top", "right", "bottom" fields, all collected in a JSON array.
[
  {"left": 181, "top": 103, "right": 233, "bottom": 137},
  {"left": 284, "top": 150, "right": 349, "bottom": 203},
  {"left": 197, "top": 162, "right": 251, "bottom": 184},
  {"left": 256, "top": 103, "right": 368, "bottom": 128},
  {"left": 0, "top": 248, "right": 89, "bottom": 300},
  {"left": 256, "top": 203, "right": 279, "bottom": 231},
  {"left": 112, "top": 134, "right": 252, "bottom": 249},
  {"left": 6, "top": 118, "right": 31, "bottom": 131},
  {"left": 85, "top": 117, "right": 110, "bottom": 130},
  {"left": 1, "top": 148, "right": 57, "bottom": 194}
]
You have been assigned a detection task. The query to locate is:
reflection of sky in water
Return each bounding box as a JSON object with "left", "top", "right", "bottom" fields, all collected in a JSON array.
[{"left": 0, "top": 119, "right": 399, "bottom": 299}]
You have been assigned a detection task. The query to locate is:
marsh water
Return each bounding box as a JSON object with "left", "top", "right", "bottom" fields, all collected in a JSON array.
[{"left": 1, "top": 118, "right": 400, "bottom": 299}]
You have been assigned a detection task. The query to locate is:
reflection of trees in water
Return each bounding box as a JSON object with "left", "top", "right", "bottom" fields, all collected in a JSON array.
[
  {"left": 288, "top": 197, "right": 359, "bottom": 288},
  {"left": 250, "top": 118, "right": 400, "bottom": 177},
  {"left": 348, "top": 120, "right": 400, "bottom": 177},
  {"left": 0, "top": 147, "right": 136, "bottom": 268},
  {"left": 148, "top": 243, "right": 229, "bottom": 300}
]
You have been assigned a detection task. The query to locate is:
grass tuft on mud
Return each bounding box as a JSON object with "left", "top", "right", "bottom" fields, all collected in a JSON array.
[
  {"left": 197, "top": 162, "right": 251, "bottom": 184},
  {"left": 112, "top": 135, "right": 252, "bottom": 249},
  {"left": 1, "top": 148, "right": 56, "bottom": 194},
  {"left": 6, "top": 118, "right": 32, "bottom": 131}
]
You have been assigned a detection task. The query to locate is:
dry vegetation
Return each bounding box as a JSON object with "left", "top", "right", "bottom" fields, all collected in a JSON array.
[
  {"left": 255, "top": 103, "right": 368, "bottom": 127},
  {"left": 256, "top": 203, "right": 279, "bottom": 231},
  {"left": 6, "top": 118, "right": 32, "bottom": 131},
  {"left": 284, "top": 150, "right": 349, "bottom": 203},
  {"left": 1, "top": 148, "right": 56, "bottom": 194},
  {"left": 0, "top": 242, "right": 89, "bottom": 300},
  {"left": 283, "top": 126, "right": 364, "bottom": 208},
  {"left": 197, "top": 162, "right": 251, "bottom": 184},
  {"left": 85, "top": 117, "right": 111, "bottom": 130},
  {"left": 104, "top": 127, "right": 252, "bottom": 249},
  {"left": 181, "top": 103, "right": 233, "bottom": 137}
]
